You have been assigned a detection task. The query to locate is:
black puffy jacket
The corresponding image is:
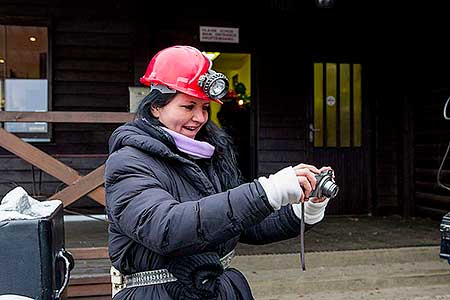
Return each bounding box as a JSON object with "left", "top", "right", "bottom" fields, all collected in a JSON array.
[{"left": 105, "top": 119, "right": 306, "bottom": 299}]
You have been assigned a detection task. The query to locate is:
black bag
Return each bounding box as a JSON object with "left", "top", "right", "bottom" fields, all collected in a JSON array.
[{"left": 0, "top": 203, "right": 74, "bottom": 299}]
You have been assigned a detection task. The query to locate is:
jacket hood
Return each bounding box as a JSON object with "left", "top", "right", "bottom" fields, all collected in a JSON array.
[{"left": 108, "top": 118, "right": 178, "bottom": 158}]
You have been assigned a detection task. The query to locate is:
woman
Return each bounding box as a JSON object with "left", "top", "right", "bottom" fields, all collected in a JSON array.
[{"left": 105, "top": 45, "right": 332, "bottom": 300}]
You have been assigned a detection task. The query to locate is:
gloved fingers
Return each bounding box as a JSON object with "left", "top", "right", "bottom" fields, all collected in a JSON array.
[
  {"left": 295, "top": 168, "right": 317, "bottom": 191},
  {"left": 298, "top": 176, "right": 312, "bottom": 201}
]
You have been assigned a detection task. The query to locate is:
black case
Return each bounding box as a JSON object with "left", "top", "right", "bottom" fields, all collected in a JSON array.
[
  {"left": 440, "top": 212, "right": 450, "bottom": 260},
  {"left": 0, "top": 203, "right": 73, "bottom": 299}
]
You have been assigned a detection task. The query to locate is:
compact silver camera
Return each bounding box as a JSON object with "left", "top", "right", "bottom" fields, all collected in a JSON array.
[
  {"left": 440, "top": 212, "right": 450, "bottom": 260},
  {"left": 310, "top": 170, "right": 339, "bottom": 199}
]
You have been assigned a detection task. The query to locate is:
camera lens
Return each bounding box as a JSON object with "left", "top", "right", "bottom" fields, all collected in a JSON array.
[{"left": 322, "top": 180, "right": 339, "bottom": 198}]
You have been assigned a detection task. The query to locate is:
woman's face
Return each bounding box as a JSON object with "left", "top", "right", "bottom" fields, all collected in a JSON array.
[{"left": 151, "top": 93, "right": 210, "bottom": 139}]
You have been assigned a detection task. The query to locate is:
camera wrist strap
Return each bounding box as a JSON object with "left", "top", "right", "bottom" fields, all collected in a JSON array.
[{"left": 300, "top": 201, "right": 306, "bottom": 271}]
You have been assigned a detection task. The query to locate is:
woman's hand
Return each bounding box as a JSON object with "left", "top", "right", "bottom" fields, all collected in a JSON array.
[
  {"left": 309, "top": 196, "right": 328, "bottom": 203},
  {"left": 293, "top": 163, "right": 333, "bottom": 202},
  {"left": 293, "top": 163, "right": 319, "bottom": 202}
]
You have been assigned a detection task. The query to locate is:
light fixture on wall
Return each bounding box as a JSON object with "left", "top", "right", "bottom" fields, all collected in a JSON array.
[
  {"left": 0, "top": 58, "right": 5, "bottom": 64},
  {"left": 29, "top": 36, "right": 37, "bottom": 42},
  {"left": 315, "top": 0, "right": 335, "bottom": 8}
]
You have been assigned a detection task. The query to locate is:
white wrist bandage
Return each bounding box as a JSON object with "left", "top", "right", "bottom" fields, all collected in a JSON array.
[
  {"left": 258, "top": 166, "right": 302, "bottom": 210},
  {"left": 292, "top": 198, "right": 330, "bottom": 225}
]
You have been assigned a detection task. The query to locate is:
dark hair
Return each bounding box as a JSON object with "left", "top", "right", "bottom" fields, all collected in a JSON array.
[
  {"left": 136, "top": 90, "right": 244, "bottom": 190},
  {"left": 135, "top": 89, "right": 175, "bottom": 121}
]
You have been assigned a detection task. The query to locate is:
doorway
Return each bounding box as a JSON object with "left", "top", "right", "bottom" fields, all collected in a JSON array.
[
  {"left": 205, "top": 52, "right": 253, "bottom": 182},
  {"left": 307, "top": 62, "right": 369, "bottom": 214}
]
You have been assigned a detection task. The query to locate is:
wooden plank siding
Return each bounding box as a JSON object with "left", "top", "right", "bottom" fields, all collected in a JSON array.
[
  {"left": 414, "top": 92, "right": 450, "bottom": 217},
  {"left": 374, "top": 100, "right": 402, "bottom": 214},
  {"left": 0, "top": 0, "right": 447, "bottom": 217},
  {"left": 253, "top": 41, "right": 371, "bottom": 215},
  {"left": 257, "top": 101, "right": 307, "bottom": 176},
  {"left": 0, "top": 1, "right": 136, "bottom": 206},
  {"left": 369, "top": 64, "right": 415, "bottom": 216},
  {"left": 51, "top": 13, "right": 135, "bottom": 155},
  {"left": 255, "top": 44, "right": 309, "bottom": 177}
]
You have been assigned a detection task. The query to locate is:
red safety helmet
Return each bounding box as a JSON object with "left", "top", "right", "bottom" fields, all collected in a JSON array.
[{"left": 140, "top": 45, "right": 229, "bottom": 104}]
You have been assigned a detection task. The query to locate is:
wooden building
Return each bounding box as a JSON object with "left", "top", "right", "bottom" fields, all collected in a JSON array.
[
  {"left": 1, "top": 1, "right": 450, "bottom": 299},
  {"left": 0, "top": 0, "right": 449, "bottom": 219}
]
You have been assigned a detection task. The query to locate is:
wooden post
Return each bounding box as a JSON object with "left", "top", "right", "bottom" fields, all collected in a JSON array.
[{"left": 49, "top": 165, "right": 106, "bottom": 206}]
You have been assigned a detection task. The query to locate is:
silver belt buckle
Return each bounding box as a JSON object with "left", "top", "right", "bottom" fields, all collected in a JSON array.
[{"left": 110, "top": 265, "right": 125, "bottom": 297}]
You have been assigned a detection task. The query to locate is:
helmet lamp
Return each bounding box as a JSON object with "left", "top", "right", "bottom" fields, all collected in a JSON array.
[{"left": 198, "top": 71, "right": 229, "bottom": 100}]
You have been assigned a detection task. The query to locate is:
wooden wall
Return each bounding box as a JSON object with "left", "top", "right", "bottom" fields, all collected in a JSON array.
[
  {"left": 369, "top": 13, "right": 450, "bottom": 218},
  {"left": 412, "top": 32, "right": 450, "bottom": 217},
  {"left": 414, "top": 90, "right": 450, "bottom": 217},
  {"left": 51, "top": 14, "right": 134, "bottom": 154},
  {"left": 251, "top": 10, "right": 313, "bottom": 177},
  {"left": 0, "top": 0, "right": 135, "bottom": 208},
  {"left": 256, "top": 58, "right": 308, "bottom": 176},
  {"left": 1, "top": 0, "right": 448, "bottom": 217},
  {"left": 253, "top": 9, "right": 374, "bottom": 215},
  {"left": 373, "top": 92, "right": 403, "bottom": 214}
]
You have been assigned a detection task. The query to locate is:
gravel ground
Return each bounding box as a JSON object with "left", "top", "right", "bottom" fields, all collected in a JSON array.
[
  {"left": 65, "top": 214, "right": 442, "bottom": 255},
  {"left": 236, "top": 215, "right": 442, "bottom": 255}
]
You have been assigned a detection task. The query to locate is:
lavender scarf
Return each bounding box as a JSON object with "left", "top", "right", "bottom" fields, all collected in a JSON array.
[{"left": 161, "top": 127, "right": 215, "bottom": 159}]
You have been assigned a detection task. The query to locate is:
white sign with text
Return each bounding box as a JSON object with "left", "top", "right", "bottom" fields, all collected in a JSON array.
[{"left": 199, "top": 26, "right": 239, "bottom": 44}]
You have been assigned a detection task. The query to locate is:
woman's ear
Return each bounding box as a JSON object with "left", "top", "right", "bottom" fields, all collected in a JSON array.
[{"left": 150, "top": 106, "right": 159, "bottom": 118}]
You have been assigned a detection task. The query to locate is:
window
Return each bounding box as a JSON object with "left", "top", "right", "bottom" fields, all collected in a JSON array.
[
  {"left": 313, "top": 62, "right": 362, "bottom": 147},
  {"left": 0, "top": 25, "right": 50, "bottom": 142}
]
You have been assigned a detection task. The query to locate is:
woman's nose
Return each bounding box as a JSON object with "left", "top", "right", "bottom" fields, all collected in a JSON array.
[{"left": 192, "top": 108, "right": 207, "bottom": 123}]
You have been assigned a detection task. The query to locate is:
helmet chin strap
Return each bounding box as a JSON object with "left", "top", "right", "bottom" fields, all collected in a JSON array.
[{"left": 150, "top": 83, "right": 177, "bottom": 94}]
